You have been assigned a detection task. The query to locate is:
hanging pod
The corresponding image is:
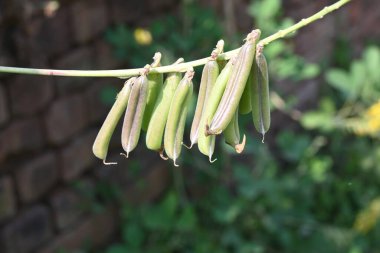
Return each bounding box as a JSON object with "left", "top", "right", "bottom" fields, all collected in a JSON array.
[
  {"left": 207, "top": 29, "right": 261, "bottom": 135},
  {"left": 92, "top": 77, "right": 136, "bottom": 164},
  {"left": 145, "top": 58, "right": 184, "bottom": 153},
  {"left": 164, "top": 69, "right": 194, "bottom": 166},
  {"left": 251, "top": 44, "right": 270, "bottom": 142},
  {"left": 189, "top": 40, "right": 223, "bottom": 148},
  {"left": 238, "top": 65, "right": 253, "bottom": 114},
  {"left": 121, "top": 68, "right": 149, "bottom": 157},
  {"left": 142, "top": 52, "right": 163, "bottom": 131},
  {"left": 223, "top": 109, "right": 246, "bottom": 153},
  {"left": 197, "top": 57, "right": 236, "bottom": 162}
]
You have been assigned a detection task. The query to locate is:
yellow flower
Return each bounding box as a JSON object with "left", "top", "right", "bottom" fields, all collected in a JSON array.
[
  {"left": 354, "top": 198, "right": 380, "bottom": 234},
  {"left": 365, "top": 101, "right": 380, "bottom": 118},
  {"left": 134, "top": 28, "right": 152, "bottom": 46}
]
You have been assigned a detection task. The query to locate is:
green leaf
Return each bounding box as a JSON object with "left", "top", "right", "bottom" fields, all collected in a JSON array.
[
  {"left": 106, "top": 244, "right": 129, "bottom": 253},
  {"left": 364, "top": 46, "right": 380, "bottom": 82},
  {"left": 300, "top": 63, "right": 320, "bottom": 79},
  {"left": 325, "top": 69, "right": 352, "bottom": 95},
  {"left": 142, "top": 192, "right": 178, "bottom": 231},
  {"left": 300, "top": 111, "right": 335, "bottom": 131},
  {"left": 176, "top": 206, "right": 197, "bottom": 231},
  {"left": 122, "top": 222, "right": 144, "bottom": 248},
  {"left": 276, "top": 130, "right": 311, "bottom": 162}
]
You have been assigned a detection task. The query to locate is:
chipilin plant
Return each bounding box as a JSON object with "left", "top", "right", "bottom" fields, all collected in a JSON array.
[{"left": 0, "top": 0, "right": 352, "bottom": 166}]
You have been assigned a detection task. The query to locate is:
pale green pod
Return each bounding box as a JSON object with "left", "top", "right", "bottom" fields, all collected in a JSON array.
[
  {"left": 251, "top": 44, "right": 270, "bottom": 142},
  {"left": 142, "top": 52, "right": 163, "bottom": 131},
  {"left": 145, "top": 59, "right": 184, "bottom": 151},
  {"left": 164, "top": 69, "right": 194, "bottom": 166},
  {"left": 223, "top": 109, "right": 246, "bottom": 153},
  {"left": 190, "top": 60, "right": 219, "bottom": 147},
  {"left": 208, "top": 29, "right": 261, "bottom": 135},
  {"left": 197, "top": 58, "right": 236, "bottom": 162},
  {"left": 92, "top": 77, "right": 136, "bottom": 164},
  {"left": 238, "top": 67, "right": 253, "bottom": 114},
  {"left": 172, "top": 88, "right": 193, "bottom": 165},
  {"left": 121, "top": 74, "right": 149, "bottom": 157}
]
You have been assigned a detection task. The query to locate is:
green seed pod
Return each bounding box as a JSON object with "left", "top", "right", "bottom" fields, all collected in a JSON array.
[
  {"left": 146, "top": 59, "right": 184, "bottom": 151},
  {"left": 223, "top": 109, "right": 246, "bottom": 153},
  {"left": 251, "top": 44, "right": 270, "bottom": 142},
  {"left": 121, "top": 73, "right": 149, "bottom": 157},
  {"left": 190, "top": 40, "right": 223, "bottom": 147},
  {"left": 164, "top": 69, "right": 194, "bottom": 166},
  {"left": 92, "top": 77, "right": 136, "bottom": 164},
  {"left": 238, "top": 67, "right": 253, "bottom": 114},
  {"left": 190, "top": 61, "right": 219, "bottom": 147},
  {"left": 142, "top": 52, "right": 163, "bottom": 131},
  {"left": 197, "top": 57, "right": 236, "bottom": 162},
  {"left": 208, "top": 29, "right": 261, "bottom": 135}
]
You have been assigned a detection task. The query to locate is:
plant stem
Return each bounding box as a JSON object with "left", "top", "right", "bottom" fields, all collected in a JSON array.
[{"left": 0, "top": 0, "right": 351, "bottom": 79}]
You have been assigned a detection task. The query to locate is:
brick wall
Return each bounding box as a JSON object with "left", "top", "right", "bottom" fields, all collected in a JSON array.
[{"left": 0, "top": 0, "right": 174, "bottom": 252}]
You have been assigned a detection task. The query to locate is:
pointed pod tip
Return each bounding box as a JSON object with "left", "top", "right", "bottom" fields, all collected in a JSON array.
[
  {"left": 261, "top": 133, "right": 265, "bottom": 143},
  {"left": 120, "top": 152, "right": 129, "bottom": 158},
  {"left": 103, "top": 159, "right": 117, "bottom": 166},
  {"left": 182, "top": 142, "right": 192, "bottom": 150},
  {"left": 209, "top": 156, "right": 217, "bottom": 163},
  {"left": 159, "top": 149, "right": 169, "bottom": 160},
  {"left": 235, "top": 134, "right": 246, "bottom": 154}
]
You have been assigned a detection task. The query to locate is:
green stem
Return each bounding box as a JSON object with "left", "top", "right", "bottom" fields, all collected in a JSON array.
[{"left": 0, "top": 0, "right": 350, "bottom": 79}]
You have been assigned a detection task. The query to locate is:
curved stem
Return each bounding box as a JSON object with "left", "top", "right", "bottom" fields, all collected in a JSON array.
[{"left": 0, "top": 0, "right": 350, "bottom": 79}]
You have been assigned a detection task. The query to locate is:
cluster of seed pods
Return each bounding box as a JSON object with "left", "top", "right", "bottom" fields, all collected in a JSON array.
[{"left": 92, "top": 29, "right": 270, "bottom": 166}]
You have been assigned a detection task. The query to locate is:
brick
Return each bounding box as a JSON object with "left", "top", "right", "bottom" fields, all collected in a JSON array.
[
  {"left": 16, "top": 152, "right": 58, "bottom": 203},
  {"left": 45, "top": 94, "right": 88, "bottom": 145},
  {"left": 15, "top": 7, "right": 72, "bottom": 60},
  {"left": 145, "top": 0, "right": 177, "bottom": 12},
  {"left": 9, "top": 75, "right": 54, "bottom": 115},
  {"left": 0, "top": 118, "right": 45, "bottom": 163},
  {"left": 0, "top": 83, "right": 9, "bottom": 126},
  {"left": 0, "top": 176, "right": 16, "bottom": 222},
  {"left": 123, "top": 162, "right": 170, "bottom": 204},
  {"left": 1, "top": 205, "right": 53, "bottom": 253},
  {"left": 109, "top": 0, "right": 145, "bottom": 23},
  {"left": 39, "top": 207, "right": 117, "bottom": 253},
  {"left": 71, "top": 0, "right": 108, "bottom": 44},
  {"left": 50, "top": 188, "right": 85, "bottom": 230},
  {"left": 95, "top": 152, "right": 169, "bottom": 203},
  {"left": 94, "top": 39, "right": 123, "bottom": 69},
  {"left": 84, "top": 78, "right": 120, "bottom": 123},
  {"left": 60, "top": 130, "right": 97, "bottom": 181},
  {"left": 53, "top": 47, "right": 94, "bottom": 94},
  {"left": 0, "top": 29, "right": 15, "bottom": 67}
]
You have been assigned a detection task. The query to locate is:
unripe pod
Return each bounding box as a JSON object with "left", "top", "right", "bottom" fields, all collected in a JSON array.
[
  {"left": 197, "top": 57, "right": 236, "bottom": 162},
  {"left": 92, "top": 77, "right": 136, "bottom": 164},
  {"left": 121, "top": 72, "right": 149, "bottom": 157},
  {"left": 223, "top": 109, "right": 246, "bottom": 153},
  {"left": 190, "top": 40, "right": 223, "bottom": 147},
  {"left": 239, "top": 67, "right": 253, "bottom": 114},
  {"left": 251, "top": 44, "right": 270, "bottom": 141},
  {"left": 208, "top": 29, "right": 261, "bottom": 135},
  {"left": 142, "top": 52, "right": 163, "bottom": 131},
  {"left": 164, "top": 69, "right": 194, "bottom": 166},
  {"left": 145, "top": 59, "right": 184, "bottom": 151}
]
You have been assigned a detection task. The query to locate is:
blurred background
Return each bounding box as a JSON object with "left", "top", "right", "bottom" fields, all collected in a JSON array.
[{"left": 0, "top": 0, "right": 379, "bottom": 252}]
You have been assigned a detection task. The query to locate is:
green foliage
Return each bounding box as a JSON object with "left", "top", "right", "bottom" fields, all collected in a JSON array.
[
  {"left": 302, "top": 46, "right": 380, "bottom": 136},
  {"left": 325, "top": 46, "right": 380, "bottom": 103},
  {"left": 248, "top": 0, "right": 320, "bottom": 81},
  {"left": 105, "top": 3, "right": 223, "bottom": 68}
]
